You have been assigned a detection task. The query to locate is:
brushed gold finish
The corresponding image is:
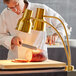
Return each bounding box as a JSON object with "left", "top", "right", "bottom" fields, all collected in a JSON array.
[
  {"left": 43, "top": 15, "right": 73, "bottom": 71},
  {"left": 15, "top": 8, "right": 74, "bottom": 71},
  {"left": 31, "top": 17, "right": 69, "bottom": 65},
  {"left": 33, "top": 8, "right": 45, "bottom": 31},
  {"left": 16, "top": 9, "right": 33, "bottom": 33},
  {"left": 30, "top": 17, "right": 74, "bottom": 71},
  {"left": 65, "top": 65, "right": 74, "bottom": 71}
]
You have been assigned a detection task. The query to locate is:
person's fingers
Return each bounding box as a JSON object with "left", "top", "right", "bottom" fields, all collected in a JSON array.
[
  {"left": 46, "top": 35, "right": 58, "bottom": 45},
  {"left": 49, "top": 36, "right": 52, "bottom": 45},
  {"left": 52, "top": 36, "right": 53, "bottom": 43},
  {"left": 45, "top": 38, "right": 49, "bottom": 44},
  {"left": 11, "top": 40, "right": 21, "bottom": 50},
  {"left": 11, "top": 44, "right": 15, "bottom": 50},
  {"left": 16, "top": 39, "right": 20, "bottom": 46},
  {"left": 17, "top": 37, "right": 23, "bottom": 46},
  {"left": 11, "top": 37, "right": 21, "bottom": 46},
  {"left": 15, "top": 38, "right": 22, "bottom": 46},
  {"left": 45, "top": 35, "right": 50, "bottom": 44},
  {"left": 53, "top": 36, "right": 55, "bottom": 44},
  {"left": 51, "top": 36, "right": 55, "bottom": 44},
  {"left": 11, "top": 36, "right": 22, "bottom": 50}
]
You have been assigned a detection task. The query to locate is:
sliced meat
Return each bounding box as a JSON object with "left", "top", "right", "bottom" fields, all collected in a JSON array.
[
  {"left": 12, "top": 49, "right": 47, "bottom": 63},
  {"left": 25, "top": 49, "right": 47, "bottom": 62},
  {"left": 12, "top": 59, "right": 28, "bottom": 63}
]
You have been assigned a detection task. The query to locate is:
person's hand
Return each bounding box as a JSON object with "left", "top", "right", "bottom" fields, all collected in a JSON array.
[
  {"left": 46, "top": 33, "right": 58, "bottom": 45},
  {"left": 11, "top": 36, "right": 22, "bottom": 49},
  {"left": 52, "top": 33, "right": 58, "bottom": 44},
  {"left": 45, "top": 35, "right": 50, "bottom": 44}
]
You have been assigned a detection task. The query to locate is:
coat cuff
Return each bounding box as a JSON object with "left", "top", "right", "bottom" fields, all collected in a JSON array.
[{"left": 1, "top": 36, "right": 15, "bottom": 50}]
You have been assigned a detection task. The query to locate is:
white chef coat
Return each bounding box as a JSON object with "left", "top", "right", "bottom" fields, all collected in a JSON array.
[{"left": 0, "top": 1, "right": 69, "bottom": 59}]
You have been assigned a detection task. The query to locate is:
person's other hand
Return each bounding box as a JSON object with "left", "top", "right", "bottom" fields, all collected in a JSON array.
[
  {"left": 11, "top": 36, "right": 22, "bottom": 49},
  {"left": 52, "top": 33, "right": 58, "bottom": 44},
  {"left": 45, "top": 33, "right": 58, "bottom": 45}
]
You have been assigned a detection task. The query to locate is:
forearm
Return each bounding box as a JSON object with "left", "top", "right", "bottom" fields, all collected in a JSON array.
[{"left": 0, "top": 33, "right": 14, "bottom": 50}]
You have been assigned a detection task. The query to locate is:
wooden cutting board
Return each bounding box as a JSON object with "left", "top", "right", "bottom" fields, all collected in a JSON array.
[{"left": 0, "top": 59, "right": 66, "bottom": 69}]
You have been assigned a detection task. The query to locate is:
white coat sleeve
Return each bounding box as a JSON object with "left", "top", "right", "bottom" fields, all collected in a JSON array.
[
  {"left": 44, "top": 5, "right": 69, "bottom": 38},
  {"left": 0, "top": 13, "right": 14, "bottom": 50}
]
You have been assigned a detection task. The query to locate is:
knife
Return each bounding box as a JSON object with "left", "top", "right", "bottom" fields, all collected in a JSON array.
[
  {"left": 19, "top": 41, "right": 37, "bottom": 50},
  {"left": 22, "top": 43, "right": 37, "bottom": 50}
]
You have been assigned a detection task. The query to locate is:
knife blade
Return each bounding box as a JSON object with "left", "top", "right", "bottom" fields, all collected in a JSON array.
[{"left": 21, "top": 43, "right": 37, "bottom": 50}]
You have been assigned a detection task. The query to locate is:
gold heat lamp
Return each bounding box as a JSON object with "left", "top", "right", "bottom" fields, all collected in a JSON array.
[
  {"left": 33, "top": 8, "right": 45, "bottom": 31},
  {"left": 16, "top": 9, "right": 33, "bottom": 33},
  {"left": 16, "top": 8, "right": 74, "bottom": 71}
]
